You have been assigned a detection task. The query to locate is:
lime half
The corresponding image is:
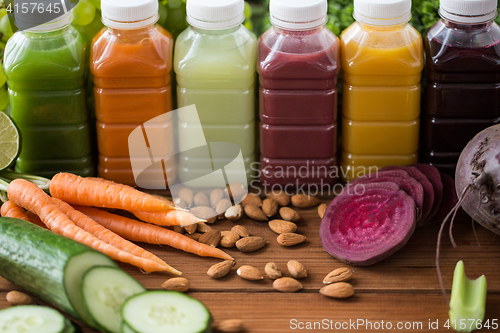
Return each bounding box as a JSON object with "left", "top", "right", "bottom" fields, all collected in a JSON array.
[{"left": 0, "top": 112, "right": 20, "bottom": 170}]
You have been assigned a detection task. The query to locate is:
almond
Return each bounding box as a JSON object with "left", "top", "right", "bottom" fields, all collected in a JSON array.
[
  {"left": 220, "top": 231, "right": 240, "bottom": 248},
  {"left": 190, "top": 206, "right": 217, "bottom": 221},
  {"left": 273, "top": 277, "right": 302, "bottom": 293},
  {"left": 173, "top": 225, "right": 184, "bottom": 234},
  {"left": 216, "top": 199, "right": 232, "bottom": 217},
  {"left": 241, "top": 193, "right": 262, "bottom": 207},
  {"left": 268, "top": 190, "right": 291, "bottom": 206},
  {"left": 262, "top": 198, "right": 278, "bottom": 217},
  {"left": 291, "top": 194, "right": 321, "bottom": 208},
  {"left": 173, "top": 197, "right": 189, "bottom": 209},
  {"left": 279, "top": 207, "right": 301, "bottom": 222},
  {"left": 265, "top": 262, "right": 282, "bottom": 280},
  {"left": 184, "top": 223, "right": 197, "bottom": 235},
  {"left": 199, "top": 230, "right": 221, "bottom": 247},
  {"left": 318, "top": 203, "right": 328, "bottom": 219},
  {"left": 178, "top": 187, "right": 194, "bottom": 207},
  {"left": 277, "top": 233, "right": 306, "bottom": 247},
  {"left": 268, "top": 220, "right": 297, "bottom": 234},
  {"left": 320, "top": 282, "right": 355, "bottom": 298},
  {"left": 237, "top": 265, "right": 263, "bottom": 281},
  {"left": 197, "top": 222, "right": 214, "bottom": 233},
  {"left": 210, "top": 188, "right": 224, "bottom": 208},
  {"left": 161, "top": 277, "right": 190, "bottom": 293},
  {"left": 194, "top": 192, "right": 210, "bottom": 207},
  {"left": 225, "top": 182, "right": 246, "bottom": 202},
  {"left": 6, "top": 291, "right": 34, "bottom": 306},
  {"left": 207, "top": 260, "right": 235, "bottom": 279},
  {"left": 244, "top": 204, "right": 268, "bottom": 221},
  {"left": 235, "top": 236, "right": 266, "bottom": 253},
  {"left": 231, "top": 225, "right": 250, "bottom": 238},
  {"left": 323, "top": 267, "right": 353, "bottom": 284},
  {"left": 213, "top": 319, "right": 244, "bottom": 333},
  {"left": 225, "top": 204, "right": 243, "bottom": 221},
  {"left": 287, "top": 260, "right": 307, "bottom": 279},
  {"left": 185, "top": 233, "right": 202, "bottom": 241}
]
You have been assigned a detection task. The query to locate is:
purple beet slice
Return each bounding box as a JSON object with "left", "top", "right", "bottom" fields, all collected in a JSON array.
[
  {"left": 431, "top": 172, "right": 458, "bottom": 222},
  {"left": 381, "top": 165, "right": 435, "bottom": 223},
  {"left": 320, "top": 182, "right": 417, "bottom": 266},
  {"left": 348, "top": 169, "right": 424, "bottom": 220},
  {"left": 412, "top": 163, "right": 444, "bottom": 223}
]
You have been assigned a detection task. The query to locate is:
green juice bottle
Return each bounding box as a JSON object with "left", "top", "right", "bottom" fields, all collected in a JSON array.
[
  {"left": 4, "top": 12, "right": 93, "bottom": 177},
  {"left": 174, "top": 0, "right": 257, "bottom": 186}
]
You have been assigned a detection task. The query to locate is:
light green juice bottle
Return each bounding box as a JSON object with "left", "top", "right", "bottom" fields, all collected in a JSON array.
[{"left": 174, "top": 0, "right": 257, "bottom": 186}]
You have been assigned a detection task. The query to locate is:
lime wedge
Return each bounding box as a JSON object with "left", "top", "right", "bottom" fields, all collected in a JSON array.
[{"left": 0, "top": 112, "right": 20, "bottom": 170}]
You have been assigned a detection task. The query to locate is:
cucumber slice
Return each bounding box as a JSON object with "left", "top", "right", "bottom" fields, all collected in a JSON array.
[
  {"left": 122, "top": 291, "right": 212, "bottom": 333},
  {"left": 82, "top": 266, "right": 145, "bottom": 333},
  {"left": 0, "top": 305, "right": 66, "bottom": 333},
  {"left": 121, "top": 322, "right": 137, "bottom": 333}
]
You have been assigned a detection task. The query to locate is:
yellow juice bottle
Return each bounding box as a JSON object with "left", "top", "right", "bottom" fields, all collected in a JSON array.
[{"left": 340, "top": 0, "right": 424, "bottom": 181}]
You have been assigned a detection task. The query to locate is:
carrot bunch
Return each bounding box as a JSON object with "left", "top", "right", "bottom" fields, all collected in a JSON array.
[{"left": 1, "top": 173, "right": 233, "bottom": 275}]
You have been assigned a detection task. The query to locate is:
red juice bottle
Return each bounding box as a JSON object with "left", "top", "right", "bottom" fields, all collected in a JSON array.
[
  {"left": 423, "top": 0, "right": 500, "bottom": 175},
  {"left": 258, "top": 0, "right": 340, "bottom": 189}
]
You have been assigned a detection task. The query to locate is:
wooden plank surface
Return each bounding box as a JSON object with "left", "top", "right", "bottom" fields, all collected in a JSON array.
[{"left": 0, "top": 204, "right": 499, "bottom": 332}]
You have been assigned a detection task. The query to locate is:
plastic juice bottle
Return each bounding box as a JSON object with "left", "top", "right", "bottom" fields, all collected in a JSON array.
[
  {"left": 340, "top": 0, "right": 424, "bottom": 181},
  {"left": 258, "top": 0, "right": 340, "bottom": 188},
  {"left": 423, "top": 0, "right": 500, "bottom": 175},
  {"left": 91, "top": 0, "right": 174, "bottom": 186},
  {"left": 4, "top": 12, "right": 93, "bottom": 177},
  {"left": 174, "top": 0, "right": 257, "bottom": 186}
]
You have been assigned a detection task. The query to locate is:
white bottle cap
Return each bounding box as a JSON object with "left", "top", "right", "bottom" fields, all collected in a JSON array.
[
  {"left": 354, "top": 0, "right": 412, "bottom": 26},
  {"left": 101, "top": 0, "right": 159, "bottom": 29},
  {"left": 187, "top": 0, "right": 245, "bottom": 30},
  {"left": 440, "top": 0, "right": 497, "bottom": 23},
  {"left": 270, "top": 0, "right": 328, "bottom": 30}
]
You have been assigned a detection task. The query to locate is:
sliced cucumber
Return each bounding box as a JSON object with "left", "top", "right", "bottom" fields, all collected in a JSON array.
[
  {"left": 121, "top": 322, "right": 137, "bottom": 333},
  {"left": 0, "top": 305, "right": 66, "bottom": 333},
  {"left": 82, "top": 266, "right": 145, "bottom": 333},
  {"left": 122, "top": 291, "right": 212, "bottom": 333}
]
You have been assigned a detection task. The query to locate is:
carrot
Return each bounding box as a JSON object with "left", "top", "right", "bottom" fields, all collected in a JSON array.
[
  {"left": 8, "top": 179, "right": 181, "bottom": 275},
  {"left": 131, "top": 210, "right": 203, "bottom": 227},
  {"left": 25, "top": 212, "right": 48, "bottom": 229},
  {"left": 52, "top": 198, "right": 169, "bottom": 267},
  {"left": 1, "top": 201, "right": 30, "bottom": 221},
  {"left": 50, "top": 173, "right": 175, "bottom": 212},
  {"left": 76, "top": 206, "right": 234, "bottom": 261}
]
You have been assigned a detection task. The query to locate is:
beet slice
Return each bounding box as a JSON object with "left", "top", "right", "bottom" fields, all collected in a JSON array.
[
  {"left": 348, "top": 169, "right": 424, "bottom": 220},
  {"left": 431, "top": 172, "right": 458, "bottom": 222},
  {"left": 412, "top": 163, "right": 444, "bottom": 223},
  {"left": 381, "top": 165, "right": 435, "bottom": 223},
  {"left": 320, "top": 182, "right": 416, "bottom": 266}
]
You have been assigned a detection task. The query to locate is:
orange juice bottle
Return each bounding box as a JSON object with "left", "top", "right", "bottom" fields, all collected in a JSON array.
[
  {"left": 340, "top": 0, "right": 424, "bottom": 181},
  {"left": 91, "top": 0, "right": 174, "bottom": 186}
]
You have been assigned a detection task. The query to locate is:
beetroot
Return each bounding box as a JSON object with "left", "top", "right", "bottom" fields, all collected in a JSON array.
[
  {"left": 348, "top": 170, "right": 424, "bottom": 220},
  {"left": 412, "top": 163, "right": 444, "bottom": 222},
  {"left": 381, "top": 165, "right": 435, "bottom": 223},
  {"left": 432, "top": 172, "right": 458, "bottom": 222},
  {"left": 320, "top": 182, "right": 417, "bottom": 266}
]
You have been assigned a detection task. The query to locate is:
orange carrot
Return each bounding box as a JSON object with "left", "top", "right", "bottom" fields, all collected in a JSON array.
[
  {"left": 50, "top": 173, "right": 175, "bottom": 212},
  {"left": 25, "top": 212, "right": 48, "bottom": 229},
  {"left": 52, "top": 198, "right": 169, "bottom": 266},
  {"left": 8, "top": 179, "right": 181, "bottom": 275},
  {"left": 131, "top": 210, "right": 203, "bottom": 227},
  {"left": 1, "top": 201, "right": 30, "bottom": 221},
  {"left": 76, "top": 206, "right": 234, "bottom": 261}
]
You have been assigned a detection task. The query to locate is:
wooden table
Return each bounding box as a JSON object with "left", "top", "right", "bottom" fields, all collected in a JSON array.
[{"left": 1, "top": 205, "right": 499, "bottom": 332}]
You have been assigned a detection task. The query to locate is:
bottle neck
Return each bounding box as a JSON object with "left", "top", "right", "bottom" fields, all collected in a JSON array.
[
  {"left": 272, "top": 25, "right": 324, "bottom": 36},
  {"left": 191, "top": 25, "right": 241, "bottom": 35},
  {"left": 443, "top": 18, "right": 493, "bottom": 30},
  {"left": 358, "top": 21, "right": 407, "bottom": 31},
  {"left": 108, "top": 24, "right": 156, "bottom": 36},
  {"left": 23, "top": 24, "right": 70, "bottom": 38}
]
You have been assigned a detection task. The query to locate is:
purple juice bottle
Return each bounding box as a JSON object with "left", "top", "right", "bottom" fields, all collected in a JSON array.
[{"left": 423, "top": 0, "right": 500, "bottom": 175}]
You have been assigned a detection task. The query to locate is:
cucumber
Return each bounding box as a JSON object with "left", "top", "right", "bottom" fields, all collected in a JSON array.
[
  {"left": 121, "top": 322, "right": 138, "bottom": 333},
  {"left": 122, "top": 291, "right": 213, "bottom": 333},
  {"left": 0, "top": 305, "right": 69, "bottom": 333},
  {"left": 82, "top": 266, "right": 145, "bottom": 333},
  {"left": 0, "top": 217, "right": 117, "bottom": 327}
]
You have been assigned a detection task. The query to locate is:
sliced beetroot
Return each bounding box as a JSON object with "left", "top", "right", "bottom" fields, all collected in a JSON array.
[
  {"left": 431, "top": 172, "right": 458, "bottom": 222},
  {"left": 348, "top": 169, "right": 424, "bottom": 220},
  {"left": 412, "top": 163, "right": 444, "bottom": 223},
  {"left": 381, "top": 165, "right": 435, "bottom": 223},
  {"left": 320, "top": 182, "right": 416, "bottom": 266}
]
